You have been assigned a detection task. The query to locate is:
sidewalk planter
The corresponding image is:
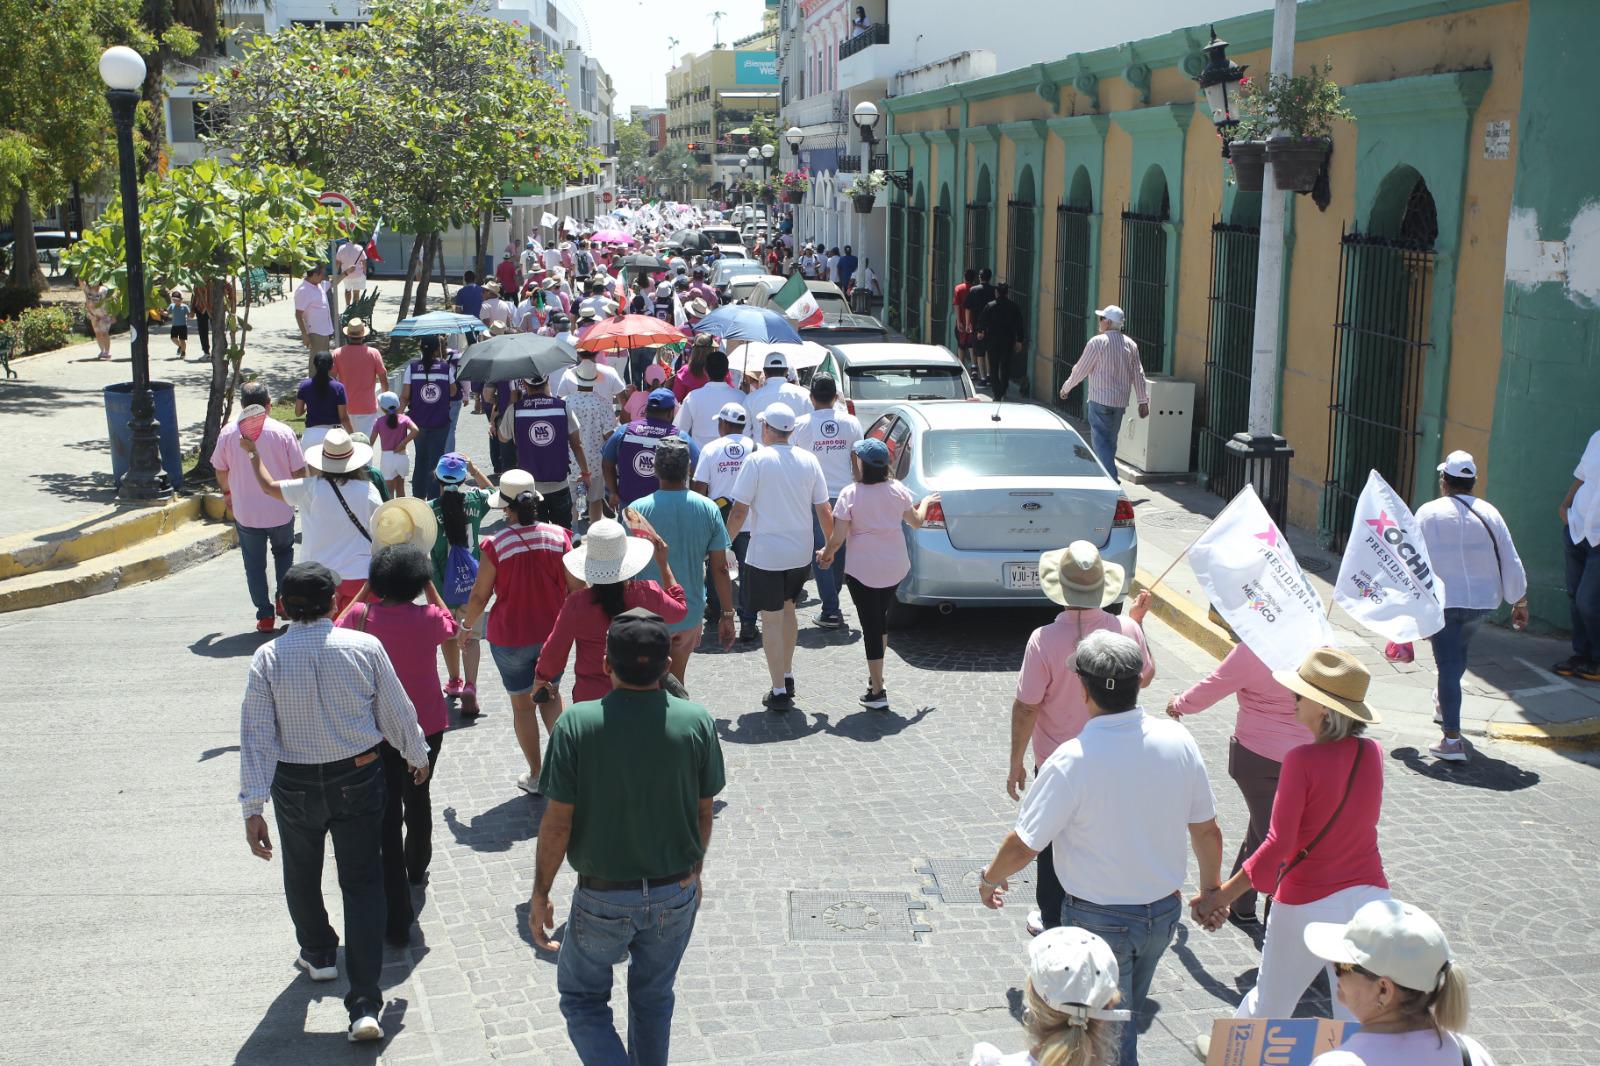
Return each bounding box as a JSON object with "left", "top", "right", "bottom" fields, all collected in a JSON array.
[
  {"left": 1266, "top": 137, "right": 1330, "bottom": 192},
  {"left": 851, "top": 194, "right": 876, "bottom": 215},
  {"left": 783, "top": 189, "right": 805, "bottom": 204},
  {"left": 1228, "top": 141, "right": 1267, "bottom": 191},
  {"left": 104, "top": 381, "right": 185, "bottom": 491}
]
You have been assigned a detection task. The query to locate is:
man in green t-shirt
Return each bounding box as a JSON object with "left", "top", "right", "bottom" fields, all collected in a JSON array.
[{"left": 530, "top": 607, "right": 725, "bottom": 1065}]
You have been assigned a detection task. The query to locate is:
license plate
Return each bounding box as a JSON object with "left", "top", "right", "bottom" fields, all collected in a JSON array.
[{"left": 1004, "top": 563, "right": 1040, "bottom": 590}]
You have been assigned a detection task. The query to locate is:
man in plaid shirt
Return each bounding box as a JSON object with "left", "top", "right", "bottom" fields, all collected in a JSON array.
[{"left": 1059, "top": 305, "right": 1150, "bottom": 483}]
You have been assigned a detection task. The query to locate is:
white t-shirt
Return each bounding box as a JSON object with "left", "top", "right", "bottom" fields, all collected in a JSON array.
[
  {"left": 279, "top": 476, "right": 383, "bottom": 581},
  {"left": 743, "top": 378, "right": 813, "bottom": 429},
  {"left": 294, "top": 278, "right": 333, "bottom": 336},
  {"left": 335, "top": 242, "right": 367, "bottom": 284},
  {"left": 555, "top": 361, "right": 626, "bottom": 404},
  {"left": 968, "top": 1045, "right": 1035, "bottom": 1066},
  {"left": 1016, "top": 708, "right": 1217, "bottom": 906},
  {"left": 694, "top": 433, "right": 754, "bottom": 502},
  {"left": 1312, "top": 1031, "right": 1492, "bottom": 1066},
  {"left": 480, "top": 298, "right": 515, "bottom": 328},
  {"left": 676, "top": 381, "right": 747, "bottom": 448},
  {"left": 1567, "top": 428, "right": 1600, "bottom": 547},
  {"left": 731, "top": 443, "right": 828, "bottom": 571},
  {"left": 791, "top": 407, "right": 864, "bottom": 497}
]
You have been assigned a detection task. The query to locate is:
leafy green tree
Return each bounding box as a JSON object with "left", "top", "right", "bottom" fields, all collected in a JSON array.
[
  {"left": 614, "top": 117, "right": 652, "bottom": 187},
  {"left": 64, "top": 159, "right": 341, "bottom": 476}
]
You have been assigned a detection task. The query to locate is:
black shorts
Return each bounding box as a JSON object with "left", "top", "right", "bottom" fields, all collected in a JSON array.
[
  {"left": 744, "top": 564, "right": 809, "bottom": 613},
  {"left": 170, "top": 325, "right": 188, "bottom": 340}
]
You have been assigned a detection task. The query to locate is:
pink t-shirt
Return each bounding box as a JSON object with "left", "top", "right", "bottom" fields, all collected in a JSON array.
[
  {"left": 332, "top": 344, "right": 388, "bottom": 415},
  {"left": 833, "top": 480, "right": 915, "bottom": 587},
  {"left": 1016, "top": 609, "right": 1154, "bottom": 763},
  {"left": 211, "top": 417, "right": 303, "bottom": 529},
  {"left": 337, "top": 601, "right": 456, "bottom": 735},
  {"left": 372, "top": 413, "right": 418, "bottom": 452},
  {"left": 1169, "top": 642, "right": 1312, "bottom": 763},
  {"left": 622, "top": 390, "right": 650, "bottom": 421}
]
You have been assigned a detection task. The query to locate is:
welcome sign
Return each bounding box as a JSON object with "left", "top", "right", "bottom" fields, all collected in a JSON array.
[{"left": 735, "top": 50, "right": 779, "bottom": 85}]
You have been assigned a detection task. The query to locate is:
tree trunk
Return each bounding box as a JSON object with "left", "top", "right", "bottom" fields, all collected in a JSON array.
[
  {"left": 413, "top": 230, "right": 438, "bottom": 315},
  {"left": 431, "top": 232, "right": 448, "bottom": 301},
  {"left": 397, "top": 233, "right": 425, "bottom": 327},
  {"left": 473, "top": 215, "right": 486, "bottom": 284},
  {"left": 189, "top": 270, "right": 231, "bottom": 484},
  {"left": 5, "top": 194, "right": 47, "bottom": 295}
]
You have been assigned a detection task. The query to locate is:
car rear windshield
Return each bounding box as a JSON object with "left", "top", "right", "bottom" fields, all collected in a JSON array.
[
  {"left": 921, "top": 429, "right": 1102, "bottom": 478},
  {"left": 845, "top": 365, "right": 967, "bottom": 401},
  {"left": 702, "top": 228, "right": 741, "bottom": 244}
]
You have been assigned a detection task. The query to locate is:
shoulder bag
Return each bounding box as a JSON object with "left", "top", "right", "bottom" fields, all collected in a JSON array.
[
  {"left": 1451, "top": 496, "right": 1503, "bottom": 601},
  {"left": 329, "top": 480, "right": 371, "bottom": 542},
  {"left": 1274, "top": 740, "right": 1366, "bottom": 895}
]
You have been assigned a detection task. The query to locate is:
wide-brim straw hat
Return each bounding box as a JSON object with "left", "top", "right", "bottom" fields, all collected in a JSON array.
[
  {"left": 1038, "top": 540, "right": 1125, "bottom": 608},
  {"left": 371, "top": 496, "right": 437, "bottom": 553},
  {"left": 562, "top": 518, "right": 653, "bottom": 585},
  {"left": 1272, "top": 647, "right": 1380, "bottom": 724},
  {"left": 344, "top": 317, "right": 370, "bottom": 339},
  {"left": 305, "top": 428, "right": 373, "bottom": 474}
]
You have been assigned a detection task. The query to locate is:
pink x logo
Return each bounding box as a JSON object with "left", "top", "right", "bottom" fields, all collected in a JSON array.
[
  {"left": 1366, "top": 511, "right": 1397, "bottom": 536},
  {"left": 1254, "top": 527, "right": 1280, "bottom": 548}
]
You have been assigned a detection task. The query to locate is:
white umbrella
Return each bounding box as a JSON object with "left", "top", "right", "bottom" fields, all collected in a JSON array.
[{"left": 726, "top": 339, "right": 832, "bottom": 376}]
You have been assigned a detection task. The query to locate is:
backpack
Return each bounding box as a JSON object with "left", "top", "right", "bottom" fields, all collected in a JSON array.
[{"left": 442, "top": 543, "right": 479, "bottom": 606}]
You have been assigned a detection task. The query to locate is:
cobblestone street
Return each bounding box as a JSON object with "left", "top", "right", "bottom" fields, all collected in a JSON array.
[{"left": 3, "top": 534, "right": 1598, "bottom": 1066}]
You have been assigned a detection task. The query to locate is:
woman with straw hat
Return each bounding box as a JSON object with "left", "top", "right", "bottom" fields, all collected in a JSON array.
[
  {"left": 1191, "top": 647, "right": 1390, "bottom": 1035},
  {"left": 532, "top": 516, "right": 688, "bottom": 706},
  {"left": 240, "top": 426, "right": 381, "bottom": 614}
]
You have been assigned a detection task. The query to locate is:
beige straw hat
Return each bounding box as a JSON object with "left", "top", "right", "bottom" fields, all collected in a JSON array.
[
  {"left": 304, "top": 428, "right": 373, "bottom": 474},
  {"left": 1038, "top": 540, "right": 1125, "bottom": 609},
  {"left": 371, "top": 497, "right": 437, "bottom": 553},
  {"left": 1272, "top": 647, "right": 1380, "bottom": 724},
  {"left": 562, "top": 518, "right": 653, "bottom": 585}
]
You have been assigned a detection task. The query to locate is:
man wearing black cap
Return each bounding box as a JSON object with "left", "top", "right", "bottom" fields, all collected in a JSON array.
[
  {"left": 530, "top": 607, "right": 725, "bottom": 1066},
  {"left": 238, "top": 561, "right": 434, "bottom": 1043}
]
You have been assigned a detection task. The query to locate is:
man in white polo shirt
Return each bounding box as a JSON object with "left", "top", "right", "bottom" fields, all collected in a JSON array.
[
  {"left": 742, "top": 351, "right": 812, "bottom": 430},
  {"left": 695, "top": 402, "right": 759, "bottom": 644},
  {"left": 978, "top": 630, "right": 1223, "bottom": 1066},
  {"left": 726, "top": 403, "right": 831, "bottom": 711},
  {"left": 791, "top": 374, "right": 863, "bottom": 629},
  {"left": 675, "top": 348, "right": 745, "bottom": 448}
]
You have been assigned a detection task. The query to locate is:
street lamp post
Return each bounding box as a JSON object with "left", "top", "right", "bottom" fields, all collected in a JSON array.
[
  {"left": 680, "top": 162, "right": 689, "bottom": 203},
  {"left": 101, "top": 46, "right": 169, "bottom": 502}
]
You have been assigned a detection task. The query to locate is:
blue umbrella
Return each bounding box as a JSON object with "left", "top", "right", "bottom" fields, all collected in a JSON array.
[
  {"left": 389, "top": 311, "right": 489, "bottom": 337},
  {"left": 693, "top": 305, "right": 802, "bottom": 345}
]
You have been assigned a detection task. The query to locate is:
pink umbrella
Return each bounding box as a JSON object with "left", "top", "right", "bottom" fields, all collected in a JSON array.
[{"left": 590, "top": 229, "right": 636, "bottom": 246}]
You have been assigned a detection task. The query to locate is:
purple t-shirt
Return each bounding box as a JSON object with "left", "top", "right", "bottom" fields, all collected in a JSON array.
[{"left": 297, "top": 378, "right": 347, "bottom": 428}]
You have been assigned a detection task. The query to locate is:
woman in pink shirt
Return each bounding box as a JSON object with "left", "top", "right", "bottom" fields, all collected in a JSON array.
[
  {"left": 1192, "top": 647, "right": 1389, "bottom": 1025},
  {"left": 1167, "top": 615, "right": 1313, "bottom": 927}
]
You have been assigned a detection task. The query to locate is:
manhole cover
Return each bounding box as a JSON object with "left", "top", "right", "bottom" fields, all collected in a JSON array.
[
  {"left": 1139, "top": 509, "right": 1214, "bottom": 531},
  {"left": 1295, "top": 553, "right": 1332, "bottom": 574},
  {"left": 787, "top": 891, "right": 930, "bottom": 943},
  {"left": 919, "top": 858, "right": 1036, "bottom": 905}
]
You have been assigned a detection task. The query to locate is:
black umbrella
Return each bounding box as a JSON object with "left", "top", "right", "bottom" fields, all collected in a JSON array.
[
  {"left": 667, "top": 229, "right": 714, "bottom": 253},
  {"left": 620, "top": 253, "right": 670, "bottom": 272},
  {"left": 455, "top": 333, "right": 579, "bottom": 383}
]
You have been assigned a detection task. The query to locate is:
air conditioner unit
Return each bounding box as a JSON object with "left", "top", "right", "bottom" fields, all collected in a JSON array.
[{"left": 1116, "top": 375, "right": 1195, "bottom": 475}]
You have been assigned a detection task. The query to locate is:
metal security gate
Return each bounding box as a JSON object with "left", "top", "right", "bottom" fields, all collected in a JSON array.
[
  {"left": 965, "top": 201, "right": 991, "bottom": 273},
  {"left": 887, "top": 196, "right": 906, "bottom": 333},
  {"left": 930, "top": 207, "right": 952, "bottom": 348},
  {"left": 1007, "top": 198, "right": 1036, "bottom": 344},
  {"left": 1119, "top": 208, "right": 1168, "bottom": 374},
  {"left": 1198, "top": 221, "right": 1260, "bottom": 498},
  {"left": 905, "top": 204, "right": 926, "bottom": 342},
  {"left": 1053, "top": 204, "right": 1093, "bottom": 418},
  {"left": 1320, "top": 227, "right": 1435, "bottom": 550}
]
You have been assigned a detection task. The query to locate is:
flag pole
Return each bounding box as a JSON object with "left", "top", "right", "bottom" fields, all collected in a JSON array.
[{"left": 1144, "top": 523, "right": 1211, "bottom": 595}]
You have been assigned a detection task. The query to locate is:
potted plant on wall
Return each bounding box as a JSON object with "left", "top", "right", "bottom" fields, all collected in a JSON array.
[
  {"left": 1237, "top": 59, "right": 1352, "bottom": 193},
  {"left": 1223, "top": 83, "right": 1266, "bottom": 192},
  {"left": 848, "top": 170, "right": 888, "bottom": 214},
  {"left": 758, "top": 178, "right": 777, "bottom": 204},
  {"left": 776, "top": 169, "right": 810, "bottom": 204}
]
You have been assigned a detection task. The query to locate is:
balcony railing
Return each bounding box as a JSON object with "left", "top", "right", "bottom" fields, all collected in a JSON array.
[
  {"left": 839, "top": 22, "right": 889, "bottom": 61},
  {"left": 837, "top": 153, "right": 889, "bottom": 173}
]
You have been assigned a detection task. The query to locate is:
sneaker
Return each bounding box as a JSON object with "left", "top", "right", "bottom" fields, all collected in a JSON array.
[
  {"left": 785, "top": 675, "right": 796, "bottom": 698},
  {"left": 762, "top": 689, "right": 795, "bottom": 713},
  {"left": 255, "top": 617, "right": 277, "bottom": 634},
  {"left": 459, "top": 683, "right": 481, "bottom": 718},
  {"left": 739, "top": 620, "right": 758, "bottom": 644},
  {"left": 444, "top": 677, "right": 466, "bottom": 698},
  {"left": 859, "top": 688, "right": 889, "bottom": 710},
  {"left": 1193, "top": 1034, "right": 1211, "bottom": 1062},
  {"left": 1552, "top": 657, "right": 1580, "bottom": 677},
  {"left": 1025, "top": 909, "right": 1045, "bottom": 937},
  {"left": 1429, "top": 736, "right": 1469, "bottom": 762},
  {"left": 813, "top": 612, "right": 845, "bottom": 629},
  {"left": 1575, "top": 660, "right": 1600, "bottom": 683},
  {"left": 295, "top": 950, "right": 338, "bottom": 982},
  {"left": 517, "top": 772, "right": 541, "bottom": 795},
  {"left": 347, "top": 1012, "right": 383, "bottom": 1043}
]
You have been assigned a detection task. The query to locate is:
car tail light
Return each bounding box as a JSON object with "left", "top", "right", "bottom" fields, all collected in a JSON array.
[
  {"left": 844, "top": 398, "right": 856, "bottom": 415},
  {"left": 1113, "top": 498, "right": 1135, "bottom": 528},
  {"left": 922, "top": 499, "right": 946, "bottom": 529}
]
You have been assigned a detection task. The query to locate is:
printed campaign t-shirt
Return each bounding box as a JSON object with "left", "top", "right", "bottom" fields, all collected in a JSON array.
[
  {"left": 694, "top": 433, "right": 754, "bottom": 504},
  {"left": 297, "top": 378, "right": 348, "bottom": 428},
  {"left": 833, "top": 480, "right": 915, "bottom": 588},
  {"left": 791, "top": 408, "right": 865, "bottom": 497},
  {"left": 403, "top": 359, "right": 457, "bottom": 429}
]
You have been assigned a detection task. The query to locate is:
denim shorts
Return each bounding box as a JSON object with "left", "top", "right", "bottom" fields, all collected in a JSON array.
[{"left": 489, "top": 642, "right": 561, "bottom": 695}]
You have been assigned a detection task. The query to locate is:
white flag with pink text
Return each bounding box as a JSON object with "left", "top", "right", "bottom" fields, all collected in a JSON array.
[{"left": 1333, "top": 470, "right": 1445, "bottom": 642}]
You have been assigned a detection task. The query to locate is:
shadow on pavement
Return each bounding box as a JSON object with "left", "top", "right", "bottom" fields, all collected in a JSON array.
[
  {"left": 715, "top": 709, "right": 831, "bottom": 745},
  {"left": 30, "top": 469, "right": 118, "bottom": 509},
  {"left": 513, "top": 900, "right": 567, "bottom": 964},
  {"left": 1166, "top": 923, "right": 1248, "bottom": 1009},
  {"left": 819, "top": 705, "right": 935, "bottom": 742},
  {"left": 1389, "top": 746, "right": 1540, "bottom": 792},
  {"left": 231, "top": 947, "right": 424, "bottom": 1063},
  {"left": 200, "top": 744, "right": 240, "bottom": 762},
  {"left": 191, "top": 630, "right": 277, "bottom": 658},
  {"left": 443, "top": 795, "right": 545, "bottom": 853},
  {"left": 0, "top": 380, "right": 103, "bottom": 415}
]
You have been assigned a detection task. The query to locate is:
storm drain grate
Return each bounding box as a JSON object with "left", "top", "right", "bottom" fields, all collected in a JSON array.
[
  {"left": 787, "top": 891, "right": 931, "bottom": 943},
  {"left": 918, "top": 858, "right": 1036, "bottom": 905},
  {"left": 1139, "top": 508, "right": 1214, "bottom": 532}
]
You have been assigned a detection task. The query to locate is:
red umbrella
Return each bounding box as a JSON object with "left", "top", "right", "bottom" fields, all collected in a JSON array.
[{"left": 576, "top": 315, "right": 692, "bottom": 353}]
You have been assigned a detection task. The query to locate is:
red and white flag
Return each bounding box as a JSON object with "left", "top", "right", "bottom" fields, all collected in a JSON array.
[
  {"left": 773, "top": 273, "right": 824, "bottom": 328},
  {"left": 1333, "top": 470, "right": 1445, "bottom": 641},
  {"left": 364, "top": 219, "right": 383, "bottom": 263}
]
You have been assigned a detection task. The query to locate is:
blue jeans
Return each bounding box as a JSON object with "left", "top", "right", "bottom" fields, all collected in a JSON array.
[
  {"left": 444, "top": 399, "right": 463, "bottom": 454},
  {"left": 1564, "top": 529, "right": 1600, "bottom": 660},
  {"left": 412, "top": 425, "right": 450, "bottom": 500},
  {"left": 272, "top": 756, "right": 388, "bottom": 1019},
  {"left": 811, "top": 500, "right": 844, "bottom": 619},
  {"left": 1086, "top": 401, "right": 1125, "bottom": 483},
  {"left": 1428, "top": 607, "right": 1490, "bottom": 733},
  {"left": 236, "top": 519, "right": 295, "bottom": 621},
  {"left": 1060, "top": 891, "right": 1181, "bottom": 1066},
  {"left": 557, "top": 880, "right": 701, "bottom": 1066}
]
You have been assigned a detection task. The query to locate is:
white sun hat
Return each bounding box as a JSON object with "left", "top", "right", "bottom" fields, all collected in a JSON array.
[{"left": 562, "top": 518, "right": 653, "bottom": 585}]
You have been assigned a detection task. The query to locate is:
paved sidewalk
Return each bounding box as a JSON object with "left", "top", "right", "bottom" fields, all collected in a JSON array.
[
  {"left": 1124, "top": 477, "right": 1600, "bottom": 740},
  {"left": 0, "top": 279, "right": 413, "bottom": 540}
]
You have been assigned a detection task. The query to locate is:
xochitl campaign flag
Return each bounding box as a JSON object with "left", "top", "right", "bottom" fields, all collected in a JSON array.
[
  {"left": 1333, "top": 470, "right": 1445, "bottom": 641},
  {"left": 540, "top": 211, "right": 558, "bottom": 229},
  {"left": 772, "top": 272, "right": 825, "bottom": 328},
  {"left": 1189, "top": 484, "right": 1334, "bottom": 672}
]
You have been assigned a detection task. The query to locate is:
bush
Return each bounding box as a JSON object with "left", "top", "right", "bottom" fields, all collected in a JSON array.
[
  {"left": 0, "top": 287, "right": 41, "bottom": 321},
  {"left": 0, "top": 305, "right": 74, "bottom": 354}
]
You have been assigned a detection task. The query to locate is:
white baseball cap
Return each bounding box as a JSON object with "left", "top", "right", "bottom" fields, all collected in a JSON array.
[
  {"left": 1304, "top": 899, "right": 1453, "bottom": 995},
  {"left": 716, "top": 402, "right": 747, "bottom": 425},
  {"left": 1094, "top": 304, "right": 1126, "bottom": 328},
  {"left": 760, "top": 402, "right": 797, "bottom": 433},
  {"left": 1437, "top": 449, "right": 1477, "bottom": 479},
  {"left": 763, "top": 350, "right": 790, "bottom": 372},
  {"left": 1027, "top": 927, "right": 1130, "bottom": 1021}
]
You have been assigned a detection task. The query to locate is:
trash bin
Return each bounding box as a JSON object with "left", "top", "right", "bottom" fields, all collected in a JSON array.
[{"left": 104, "top": 380, "right": 184, "bottom": 491}]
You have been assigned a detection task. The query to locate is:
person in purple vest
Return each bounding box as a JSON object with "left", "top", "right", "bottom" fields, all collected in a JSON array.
[
  {"left": 400, "top": 336, "right": 460, "bottom": 500},
  {"left": 511, "top": 371, "right": 588, "bottom": 531},
  {"left": 601, "top": 388, "right": 701, "bottom": 512}
]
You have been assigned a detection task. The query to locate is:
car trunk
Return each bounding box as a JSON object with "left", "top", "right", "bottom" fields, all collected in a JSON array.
[{"left": 938, "top": 477, "right": 1121, "bottom": 552}]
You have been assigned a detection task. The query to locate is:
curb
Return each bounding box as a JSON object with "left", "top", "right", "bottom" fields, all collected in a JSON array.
[
  {"left": 1130, "top": 568, "right": 1600, "bottom": 746},
  {"left": 0, "top": 522, "right": 237, "bottom": 613},
  {"left": 0, "top": 496, "right": 205, "bottom": 580}
]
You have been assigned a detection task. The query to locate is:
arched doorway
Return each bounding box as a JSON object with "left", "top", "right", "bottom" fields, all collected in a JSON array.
[
  {"left": 1119, "top": 165, "right": 1171, "bottom": 374},
  {"left": 1320, "top": 168, "right": 1439, "bottom": 548},
  {"left": 966, "top": 166, "right": 993, "bottom": 273},
  {"left": 1008, "top": 166, "right": 1038, "bottom": 374},
  {"left": 1054, "top": 166, "right": 1095, "bottom": 415},
  {"left": 931, "top": 185, "right": 954, "bottom": 349}
]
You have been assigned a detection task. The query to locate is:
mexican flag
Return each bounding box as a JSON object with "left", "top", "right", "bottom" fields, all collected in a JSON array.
[{"left": 773, "top": 273, "right": 825, "bottom": 328}]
